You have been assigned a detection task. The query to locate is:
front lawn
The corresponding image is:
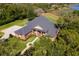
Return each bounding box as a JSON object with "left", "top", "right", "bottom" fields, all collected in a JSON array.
[{"left": 0, "top": 35, "right": 36, "bottom": 56}]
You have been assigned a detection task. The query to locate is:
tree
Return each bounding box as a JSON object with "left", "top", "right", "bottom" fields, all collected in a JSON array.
[{"left": 31, "top": 36, "right": 52, "bottom": 56}]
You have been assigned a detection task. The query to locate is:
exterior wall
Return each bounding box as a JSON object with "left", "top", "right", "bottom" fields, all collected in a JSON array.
[
  {"left": 13, "top": 32, "right": 57, "bottom": 41},
  {"left": 15, "top": 33, "right": 19, "bottom": 38},
  {"left": 34, "top": 31, "right": 44, "bottom": 37},
  {"left": 14, "top": 33, "right": 26, "bottom": 40},
  {"left": 15, "top": 29, "right": 59, "bottom": 41},
  {"left": 50, "top": 37, "right": 56, "bottom": 41},
  {"left": 20, "top": 35, "right": 26, "bottom": 40},
  {"left": 32, "top": 29, "right": 45, "bottom": 37},
  {"left": 15, "top": 32, "right": 33, "bottom": 40},
  {"left": 25, "top": 32, "right": 33, "bottom": 39}
]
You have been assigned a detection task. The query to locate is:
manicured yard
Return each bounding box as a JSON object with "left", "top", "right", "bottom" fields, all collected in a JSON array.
[{"left": 0, "top": 19, "right": 28, "bottom": 30}]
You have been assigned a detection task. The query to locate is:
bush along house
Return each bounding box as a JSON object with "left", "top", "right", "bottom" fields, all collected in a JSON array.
[{"left": 15, "top": 16, "right": 59, "bottom": 41}]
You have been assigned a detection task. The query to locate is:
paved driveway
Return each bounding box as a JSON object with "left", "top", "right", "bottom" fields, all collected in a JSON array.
[
  {"left": 1, "top": 25, "right": 22, "bottom": 35},
  {"left": 0, "top": 25, "right": 22, "bottom": 40}
]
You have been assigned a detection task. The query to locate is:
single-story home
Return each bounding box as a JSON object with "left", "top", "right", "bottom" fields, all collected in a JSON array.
[{"left": 14, "top": 16, "right": 59, "bottom": 41}]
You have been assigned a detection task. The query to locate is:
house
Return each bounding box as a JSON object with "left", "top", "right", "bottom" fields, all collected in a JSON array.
[{"left": 14, "top": 16, "right": 59, "bottom": 41}]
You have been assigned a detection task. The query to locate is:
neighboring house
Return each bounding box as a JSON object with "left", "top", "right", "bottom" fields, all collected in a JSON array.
[{"left": 14, "top": 16, "right": 59, "bottom": 41}]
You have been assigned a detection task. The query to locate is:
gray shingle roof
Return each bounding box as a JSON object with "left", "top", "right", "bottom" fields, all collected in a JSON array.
[{"left": 15, "top": 16, "right": 58, "bottom": 37}]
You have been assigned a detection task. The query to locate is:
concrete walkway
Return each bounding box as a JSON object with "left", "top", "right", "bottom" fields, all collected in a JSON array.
[{"left": 20, "top": 37, "right": 39, "bottom": 55}]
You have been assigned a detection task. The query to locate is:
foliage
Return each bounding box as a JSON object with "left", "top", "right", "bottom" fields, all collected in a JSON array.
[
  {"left": 0, "top": 4, "right": 51, "bottom": 26},
  {"left": 0, "top": 3, "right": 79, "bottom": 56},
  {"left": 51, "top": 13, "right": 79, "bottom": 56},
  {"left": 24, "top": 4, "right": 79, "bottom": 55},
  {"left": 55, "top": 29, "right": 79, "bottom": 56},
  {"left": 21, "top": 36, "right": 53, "bottom": 56},
  {"left": 0, "top": 32, "right": 4, "bottom": 38},
  {"left": 0, "top": 34, "right": 37, "bottom": 56},
  {"left": 73, "top": 10, "right": 79, "bottom": 16},
  {"left": 0, "top": 37, "right": 26, "bottom": 56},
  {"left": 32, "top": 36, "right": 52, "bottom": 56},
  {"left": 0, "top": 4, "right": 28, "bottom": 25}
]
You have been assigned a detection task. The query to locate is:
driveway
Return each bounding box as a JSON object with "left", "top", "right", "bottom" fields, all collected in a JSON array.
[
  {"left": 0, "top": 25, "right": 22, "bottom": 40},
  {"left": 1, "top": 25, "right": 22, "bottom": 35}
]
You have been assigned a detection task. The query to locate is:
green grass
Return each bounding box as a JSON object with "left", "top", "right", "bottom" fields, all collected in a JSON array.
[
  {"left": 0, "top": 35, "right": 37, "bottom": 55},
  {"left": 25, "top": 35, "right": 36, "bottom": 44},
  {"left": 0, "top": 32, "right": 4, "bottom": 38},
  {"left": 42, "top": 13, "right": 59, "bottom": 24},
  {"left": 0, "top": 36, "right": 26, "bottom": 56},
  {"left": 7, "top": 37, "right": 26, "bottom": 55},
  {"left": 0, "top": 19, "right": 28, "bottom": 30}
]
